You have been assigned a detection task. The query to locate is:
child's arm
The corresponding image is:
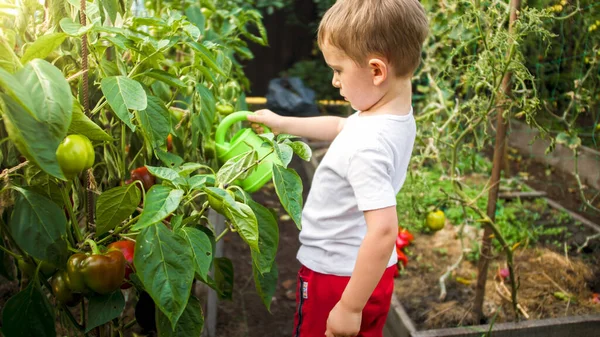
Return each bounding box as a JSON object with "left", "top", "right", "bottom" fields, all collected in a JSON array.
[
  {"left": 325, "top": 206, "right": 398, "bottom": 337},
  {"left": 247, "top": 109, "right": 346, "bottom": 141}
]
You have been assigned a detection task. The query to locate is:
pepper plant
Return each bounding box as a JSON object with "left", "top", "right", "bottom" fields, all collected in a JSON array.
[{"left": 0, "top": 0, "right": 309, "bottom": 336}]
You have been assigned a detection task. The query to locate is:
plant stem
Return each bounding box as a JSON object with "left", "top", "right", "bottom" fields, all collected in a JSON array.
[
  {"left": 0, "top": 244, "right": 19, "bottom": 259},
  {"left": 96, "top": 215, "right": 140, "bottom": 245},
  {"left": 121, "top": 123, "right": 127, "bottom": 175},
  {"left": 0, "top": 161, "right": 29, "bottom": 179},
  {"left": 215, "top": 227, "right": 230, "bottom": 242},
  {"left": 122, "top": 319, "right": 137, "bottom": 330},
  {"left": 226, "top": 148, "right": 274, "bottom": 186},
  {"left": 61, "top": 182, "right": 83, "bottom": 245},
  {"left": 84, "top": 238, "right": 101, "bottom": 255}
]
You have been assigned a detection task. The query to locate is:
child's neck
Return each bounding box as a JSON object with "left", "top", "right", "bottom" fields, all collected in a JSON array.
[{"left": 360, "top": 78, "right": 412, "bottom": 116}]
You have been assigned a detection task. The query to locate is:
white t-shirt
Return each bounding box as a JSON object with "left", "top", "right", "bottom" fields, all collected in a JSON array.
[{"left": 297, "top": 109, "right": 416, "bottom": 276}]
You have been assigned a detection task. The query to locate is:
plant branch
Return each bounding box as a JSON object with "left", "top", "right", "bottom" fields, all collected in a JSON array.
[{"left": 0, "top": 161, "right": 29, "bottom": 180}]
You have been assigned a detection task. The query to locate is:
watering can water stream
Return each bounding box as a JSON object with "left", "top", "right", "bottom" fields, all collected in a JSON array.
[{"left": 214, "top": 111, "right": 282, "bottom": 193}]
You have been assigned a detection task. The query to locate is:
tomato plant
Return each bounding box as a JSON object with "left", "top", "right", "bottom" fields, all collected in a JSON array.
[{"left": 0, "top": 0, "right": 311, "bottom": 336}]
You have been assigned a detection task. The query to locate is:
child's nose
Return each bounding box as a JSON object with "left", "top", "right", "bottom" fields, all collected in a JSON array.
[{"left": 332, "top": 78, "right": 341, "bottom": 88}]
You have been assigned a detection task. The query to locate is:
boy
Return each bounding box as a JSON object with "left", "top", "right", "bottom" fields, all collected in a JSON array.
[{"left": 248, "top": 0, "right": 428, "bottom": 336}]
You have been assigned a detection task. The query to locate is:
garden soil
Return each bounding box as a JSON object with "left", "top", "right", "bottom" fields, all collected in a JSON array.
[{"left": 395, "top": 218, "right": 600, "bottom": 330}]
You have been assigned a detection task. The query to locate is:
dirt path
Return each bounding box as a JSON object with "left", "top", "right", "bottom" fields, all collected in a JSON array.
[{"left": 216, "top": 158, "right": 308, "bottom": 337}]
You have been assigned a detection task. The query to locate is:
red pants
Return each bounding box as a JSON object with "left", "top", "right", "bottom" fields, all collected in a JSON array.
[{"left": 292, "top": 264, "right": 396, "bottom": 337}]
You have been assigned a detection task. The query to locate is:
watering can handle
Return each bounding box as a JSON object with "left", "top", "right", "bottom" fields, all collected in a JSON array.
[{"left": 214, "top": 111, "right": 271, "bottom": 146}]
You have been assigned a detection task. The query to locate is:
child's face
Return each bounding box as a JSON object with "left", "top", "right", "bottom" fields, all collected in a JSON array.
[{"left": 321, "top": 42, "right": 384, "bottom": 112}]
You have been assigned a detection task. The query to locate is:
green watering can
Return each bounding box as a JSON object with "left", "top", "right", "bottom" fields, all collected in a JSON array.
[{"left": 214, "top": 110, "right": 282, "bottom": 193}]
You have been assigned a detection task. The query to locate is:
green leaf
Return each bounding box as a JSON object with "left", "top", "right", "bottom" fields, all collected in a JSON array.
[
  {"left": 192, "top": 84, "right": 216, "bottom": 144},
  {"left": 253, "top": 262, "right": 278, "bottom": 312},
  {"left": 555, "top": 132, "right": 581, "bottom": 150},
  {"left": 134, "top": 225, "right": 194, "bottom": 330},
  {"left": 187, "top": 42, "right": 226, "bottom": 76},
  {"left": 275, "top": 143, "right": 293, "bottom": 167},
  {"left": 225, "top": 201, "right": 259, "bottom": 252},
  {"left": 289, "top": 141, "right": 312, "bottom": 161},
  {"left": 156, "top": 148, "right": 184, "bottom": 168},
  {"left": 59, "top": 18, "right": 94, "bottom": 36},
  {"left": 204, "top": 187, "right": 238, "bottom": 211},
  {"left": 183, "top": 22, "right": 201, "bottom": 41},
  {"left": 216, "top": 150, "right": 257, "bottom": 186},
  {"left": 96, "top": 185, "right": 141, "bottom": 236},
  {"left": 185, "top": 5, "right": 205, "bottom": 31},
  {"left": 101, "top": 76, "right": 147, "bottom": 131},
  {"left": 86, "top": 291, "right": 125, "bottom": 332},
  {"left": 21, "top": 33, "right": 67, "bottom": 64},
  {"left": 170, "top": 214, "right": 184, "bottom": 231},
  {"left": 213, "top": 257, "right": 234, "bottom": 300},
  {"left": 157, "top": 295, "right": 204, "bottom": 337},
  {"left": 68, "top": 101, "right": 113, "bottom": 141},
  {"left": 0, "top": 60, "right": 72, "bottom": 180},
  {"left": 144, "top": 69, "right": 186, "bottom": 89},
  {"left": 272, "top": 164, "right": 303, "bottom": 230},
  {"left": 0, "top": 68, "right": 35, "bottom": 114},
  {"left": 177, "top": 227, "right": 212, "bottom": 281},
  {"left": 102, "top": 0, "right": 119, "bottom": 23},
  {"left": 132, "top": 185, "right": 184, "bottom": 230},
  {"left": 248, "top": 199, "right": 279, "bottom": 274},
  {"left": 187, "top": 174, "right": 214, "bottom": 190},
  {"left": 177, "top": 163, "right": 205, "bottom": 177},
  {"left": 0, "top": 38, "right": 17, "bottom": 72},
  {"left": 137, "top": 95, "right": 171, "bottom": 150},
  {"left": 146, "top": 166, "right": 181, "bottom": 184},
  {"left": 9, "top": 187, "right": 68, "bottom": 267},
  {"left": 1, "top": 278, "right": 55, "bottom": 337}
]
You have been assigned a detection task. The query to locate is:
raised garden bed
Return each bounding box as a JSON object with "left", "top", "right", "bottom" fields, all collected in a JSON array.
[{"left": 384, "top": 189, "right": 600, "bottom": 337}]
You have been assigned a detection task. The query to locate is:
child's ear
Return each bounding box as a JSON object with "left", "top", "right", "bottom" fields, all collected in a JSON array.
[{"left": 368, "top": 58, "right": 387, "bottom": 86}]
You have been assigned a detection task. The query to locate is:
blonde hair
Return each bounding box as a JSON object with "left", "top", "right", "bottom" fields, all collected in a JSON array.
[{"left": 318, "top": 0, "right": 429, "bottom": 77}]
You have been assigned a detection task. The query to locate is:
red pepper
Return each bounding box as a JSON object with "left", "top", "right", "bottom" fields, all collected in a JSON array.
[
  {"left": 167, "top": 134, "right": 173, "bottom": 152},
  {"left": 130, "top": 166, "right": 155, "bottom": 191},
  {"left": 66, "top": 240, "right": 126, "bottom": 295},
  {"left": 397, "top": 249, "right": 408, "bottom": 267},
  {"left": 398, "top": 228, "right": 414, "bottom": 243},
  {"left": 396, "top": 236, "right": 410, "bottom": 250},
  {"left": 107, "top": 240, "right": 135, "bottom": 289}
]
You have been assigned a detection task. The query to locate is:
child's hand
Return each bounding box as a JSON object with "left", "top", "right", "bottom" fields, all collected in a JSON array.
[
  {"left": 247, "top": 109, "right": 284, "bottom": 135},
  {"left": 325, "top": 301, "right": 361, "bottom": 337}
]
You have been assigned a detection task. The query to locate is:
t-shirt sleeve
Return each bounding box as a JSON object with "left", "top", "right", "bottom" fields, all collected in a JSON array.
[{"left": 347, "top": 145, "right": 396, "bottom": 211}]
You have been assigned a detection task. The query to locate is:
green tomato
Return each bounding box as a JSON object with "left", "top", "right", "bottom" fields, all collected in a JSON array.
[
  {"left": 426, "top": 210, "right": 446, "bottom": 232},
  {"left": 56, "top": 134, "right": 95, "bottom": 179}
]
